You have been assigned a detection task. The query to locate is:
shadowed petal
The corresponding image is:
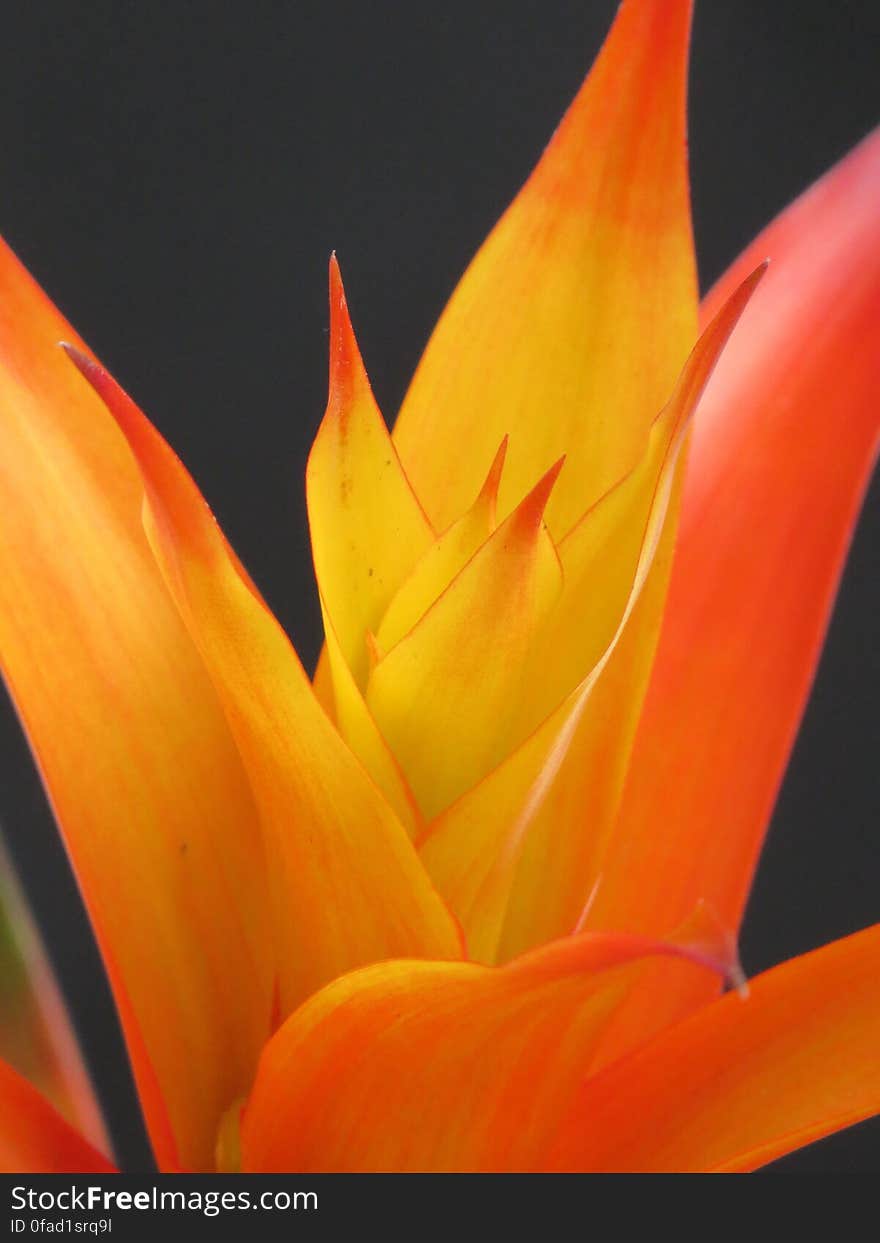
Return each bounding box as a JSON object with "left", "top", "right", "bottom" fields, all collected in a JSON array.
[
  {"left": 0, "top": 841, "right": 108, "bottom": 1157},
  {"left": 0, "top": 1058, "right": 115, "bottom": 1174}
]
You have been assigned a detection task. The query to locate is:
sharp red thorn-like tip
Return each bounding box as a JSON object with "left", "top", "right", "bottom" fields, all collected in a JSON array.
[
  {"left": 475, "top": 436, "right": 510, "bottom": 515},
  {"left": 326, "top": 253, "right": 367, "bottom": 410}
]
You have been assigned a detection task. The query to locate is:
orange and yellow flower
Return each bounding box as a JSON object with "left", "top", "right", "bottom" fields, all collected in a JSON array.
[{"left": 0, "top": 0, "right": 878, "bottom": 1173}]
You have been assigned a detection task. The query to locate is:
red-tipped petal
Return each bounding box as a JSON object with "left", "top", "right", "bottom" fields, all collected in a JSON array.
[
  {"left": 307, "top": 258, "right": 434, "bottom": 689},
  {"left": 393, "top": 0, "right": 698, "bottom": 537}
]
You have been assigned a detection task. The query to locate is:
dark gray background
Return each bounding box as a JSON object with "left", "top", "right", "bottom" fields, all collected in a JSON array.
[{"left": 0, "top": 1, "right": 877, "bottom": 1170}]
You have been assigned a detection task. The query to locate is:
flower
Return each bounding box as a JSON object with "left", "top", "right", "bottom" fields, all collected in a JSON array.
[{"left": 0, "top": 0, "right": 878, "bottom": 1173}]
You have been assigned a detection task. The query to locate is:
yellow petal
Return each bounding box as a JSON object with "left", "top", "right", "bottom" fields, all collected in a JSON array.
[
  {"left": 319, "top": 597, "right": 422, "bottom": 836},
  {"left": 419, "top": 269, "right": 765, "bottom": 961},
  {"left": 374, "top": 438, "right": 507, "bottom": 653},
  {"left": 67, "top": 348, "right": 464, "bottom": 1023},
  {"left": 366, "top": 462, "right": 564, "bottom": 820},
  {"left": 0, "top": 239, "right": 273, "bottom": 1171},
  {"left": 392, "top": 0, "right": 697, "bottom": 536},
  {"left": 307, "top": 256, "right": 434, "bottom": 690}
]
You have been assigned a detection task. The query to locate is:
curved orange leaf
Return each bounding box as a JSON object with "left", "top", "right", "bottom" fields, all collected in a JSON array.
[
  {"left": 241, "top": 930, "right": 720, "bottom": 1172},
  {"left": 543, "top": 925, "right": 880, "bottom": 1172},
  {"left": 66, "top": 348, "right": 463, "bottom": 1024},
  {"left": 0, "top": 239, "right": 273, "bottom": 1171},
  {"left": 590, "top": 128, "right": 880, "bottom": 968}
]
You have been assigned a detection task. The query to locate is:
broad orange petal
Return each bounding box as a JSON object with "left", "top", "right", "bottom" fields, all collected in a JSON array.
[
  {"left": 0, "top": 240, "right": 273, "bottom": 1171},
  {"left": 67, "top": 349, "right": 463, "bottom": 1024},
  {"left": 590, "top": 128, "right": 880, "bottom": 969},
  {"left": 0, "top": 1058, "right": 115, "bottom": 1174},
  {"left": 543, "top": 925, "right": 880, "bottom": 1172},
  {"left": 392, "top": 0, "right": 697, "bottom": 536},
  {"left": 240, "top": 931, "right": 720, "bottom": 1172}
]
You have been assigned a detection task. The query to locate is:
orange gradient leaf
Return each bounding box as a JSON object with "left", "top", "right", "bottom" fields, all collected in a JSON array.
[
  {"left": 0, "top": 240, "right": 273, "bottom": 1172},
  {"left": 589, "top": 127, "right": 880, "bottom": 961},
  {"left": 66, "top": 347, "right": 463, "bottom": 1024},
  {"left": 393, "top": 0, "right": 698, "bottom": 536}
]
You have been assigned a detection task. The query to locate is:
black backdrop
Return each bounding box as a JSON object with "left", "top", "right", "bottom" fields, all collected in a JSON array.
[{"left": 0, "top": 1, "right": 878, "bottom": 1171}]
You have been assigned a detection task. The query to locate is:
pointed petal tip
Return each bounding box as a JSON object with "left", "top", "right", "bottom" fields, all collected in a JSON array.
[
  {"left": 513, "top": 456, "right": 566, "bottom": 532},
  {"left": 326, "top": 254, "right": 368, "bottom": 412},
  {"left": 476, "top": 436, "right": 510, "bottom": 507}
]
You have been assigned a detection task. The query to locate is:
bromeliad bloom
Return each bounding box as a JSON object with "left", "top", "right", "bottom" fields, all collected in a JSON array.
[{"left": 0, "top": 0, "right": 878, "bottom": 1173}]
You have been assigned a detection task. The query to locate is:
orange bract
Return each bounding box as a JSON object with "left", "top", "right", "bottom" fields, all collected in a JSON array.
[{"left": 0, "top": 0, "right": 878, "bottom": 1174}]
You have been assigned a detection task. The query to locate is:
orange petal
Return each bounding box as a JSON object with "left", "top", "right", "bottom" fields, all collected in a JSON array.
[
  {"left": 590, "top": 128, "right": 880, "bottom": 964},
  {"left": 0, "top": 239, "right": 273, "bottom": 1171},
  {"left": 0, "top": 841, "right": 109, "bottom": 1157},
  {"left": 307, "top": 257, "right": 434, "bottom": 691},
  {"left": 366, "top": 463, "right": 564, "bottom": 820},
  {"left": 0, "top": 1058, "right": 115, "bottom": 1174},
  {"left": 419, "top": 270, "right": 764, "bottom": 962},
  {"left": 240, "top": 930, "right": 721, "bottom": 1172},
  {"left": 543, "top": 924, "right": 880, "bottom": 1172},
  {"left": 392, "top": 0, "right": 697, "bottom": 537},
  {"left": 67, "top": 349, "right": 464, "bottom": 1023}
]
